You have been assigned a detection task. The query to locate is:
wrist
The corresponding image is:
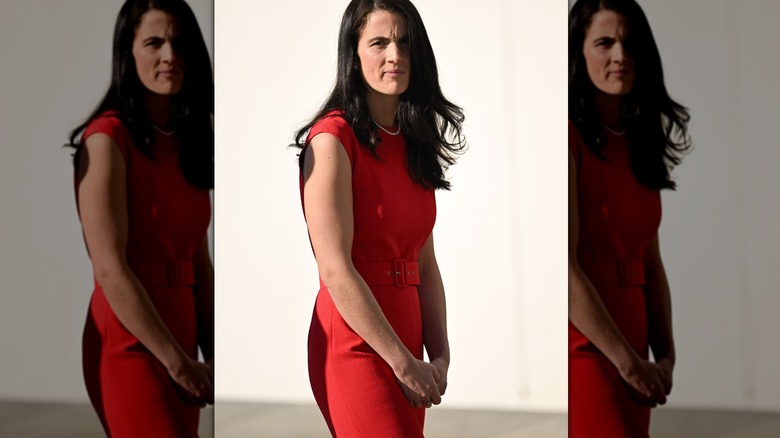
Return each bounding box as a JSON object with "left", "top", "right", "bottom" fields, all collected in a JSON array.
[
  {"left": 388, "top": 350, "right": 417, "bottom": 377},
  {"left": 430, "top": 354, "right": 450, "bottom": 367},
  {"left": 161, "top": 348, "right": 189, "bottom": 375},
  {"left": 614, "top": 348, "right": 641, "bottom": 376},
  {"left": 657, "top": 355, "right": 675, "bottom": 368}
]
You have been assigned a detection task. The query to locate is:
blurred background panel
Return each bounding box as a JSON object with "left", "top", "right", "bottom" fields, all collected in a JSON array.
[
  {"left": 0, "top": 1, "right": 213, "bottom": 436},
  {"left": 640, "top": 0, "right": 780, "bottom": 412},
  {"left": 568, "top": 0, "right": 780, "bottom": 435}
]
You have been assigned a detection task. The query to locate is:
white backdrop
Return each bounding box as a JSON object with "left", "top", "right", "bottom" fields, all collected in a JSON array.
[
  {"left": 215, "top": 0, "right": 568, "bottom": 411},
  {"left": 0, "top": 0, "right": 213, "bottom": 402}
]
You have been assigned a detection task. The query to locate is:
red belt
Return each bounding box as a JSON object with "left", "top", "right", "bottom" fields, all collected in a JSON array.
[
  {"left": 318, "top": 259, "right": 421, "bottom": 289},
  {"left": 355, "top": 260, "right": 420, "bottom": 288},
  {"left": 130, "top": 260, "right": 195, "bottom": 288},
  {"left": 581, "top": 259, "right": 645, "bottom": 288}
]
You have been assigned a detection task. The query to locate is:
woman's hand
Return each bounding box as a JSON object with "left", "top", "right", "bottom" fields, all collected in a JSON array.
[
  {"left": 394, "top": 358, "right": 442, "bottom": 409},
  {"left": 430, "top": 357, "right": 449, "bottom": 396},
  {"left": 618, "top": 357, "right": 667, "bottom": 407},
  {"left": 167, "top": 356, "right": 215, "bottom": 406},
  {"left": 656, "top": 357, "right": 674, "bottom": 396}
]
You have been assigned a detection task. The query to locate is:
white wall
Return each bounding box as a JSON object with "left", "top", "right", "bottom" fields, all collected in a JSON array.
[
  {"left": 585, "top": 0, "right": 780, "bottom": 411},
  {"left": 215, "top": 0, "right": 568, "bottom": 411},
  {"left": 0, "top": 0, "right": 213, "bottom": 403}
]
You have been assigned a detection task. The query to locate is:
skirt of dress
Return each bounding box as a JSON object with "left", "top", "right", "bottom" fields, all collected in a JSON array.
[
  {"left": 82, "top": 284, "right": 200, "bottom": 437},
  {"left": 308, "top": 283, "right": 426, "bottom": 438},
  {"left": 569, "top": 284, "right": 650, "bottom": 438}
]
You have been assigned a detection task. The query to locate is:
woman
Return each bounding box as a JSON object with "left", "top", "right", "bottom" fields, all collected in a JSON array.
[
  {"left": 568, "top": 0, "right": 691, "bottom": 436},
  {"left": 68, "top": 0, "right": 214, "bottom": 435},
  {"left": 294, "top": 0, "right": 465, "bottom": 436}
]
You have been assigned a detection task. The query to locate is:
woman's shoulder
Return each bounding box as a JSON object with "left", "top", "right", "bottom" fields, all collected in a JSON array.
[
  {"left": 83, "top": 110, "right": 129, "bottom": 140},
  {"left": 307, "top": 110, "right": 360, "bottom": 162},
  {"left": 82, "top": 110, "right": 131, "bottom": 158},
  {"left": 309, "top": 110, "right": 353, "bottom": 140}
]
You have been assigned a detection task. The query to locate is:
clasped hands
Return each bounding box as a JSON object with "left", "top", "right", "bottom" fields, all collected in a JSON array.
[
  {"left": 619, "top": 357, "right": 673, "bottom": 408},
  {"left": 395, "top": 357, "right": 448, "bottom": 409},
  {"left": 168, "top": 357, "right": 215, "bottom": 407}
]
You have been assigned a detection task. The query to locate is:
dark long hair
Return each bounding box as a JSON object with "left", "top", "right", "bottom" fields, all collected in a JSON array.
[
  {"left": 294, "top": 0, "right": 465, "bottom": 190},
  {"left": 569, "top": 0, "right": 690, "bottom": 190},
  {"left": 68, "top": 0, "right": 213, "bottom": 190}
]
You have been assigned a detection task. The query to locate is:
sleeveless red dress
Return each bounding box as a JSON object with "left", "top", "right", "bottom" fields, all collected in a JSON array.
[
  {"left": 301, "top": 113, "right": 435, "bottom": 437},
  {"left": 569, "top": 121, "right": 661, "bottom": 438},
  {"left": 78, "top": 112, "right": 211, "bottom": 437}
]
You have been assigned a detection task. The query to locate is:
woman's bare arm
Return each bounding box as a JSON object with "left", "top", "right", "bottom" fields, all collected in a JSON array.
[
  {"left": 193, "top": 235, "right": 215, "bottom": 364},
  {"left": 644, "top": 233, "right": 675, "bottom": 394},
  {"left": 417, "top": 234, "right": 449, "bottom": 397}
]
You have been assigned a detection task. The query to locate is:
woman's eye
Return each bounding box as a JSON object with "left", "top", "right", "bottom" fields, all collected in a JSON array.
[
  {"left": 145, "top": 37, "right": 166, "bottom": 47},
  {"left": 596, "top": 39, "right": 614, "bottom": 48}
]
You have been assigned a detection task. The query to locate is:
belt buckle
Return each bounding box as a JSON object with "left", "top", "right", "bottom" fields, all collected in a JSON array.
[
  {"left": 393, "top": 259, "right": 407, "bottom": 288},
  {"left": 167, "top": 260, "right": 182, "bottom": 288},
  {"left": 617, "top": 259, "right": 632, "bottom": 288}
]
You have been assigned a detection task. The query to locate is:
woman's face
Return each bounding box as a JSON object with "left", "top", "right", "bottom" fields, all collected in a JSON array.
[
  {"left": 132, "top": 9, "right": 184, "bottom": 96},
  {"left": 582, "top": 9, "right": 634, "bottom": 96},
  {"left": 356, "top": 10, "right": 410, "bottom": 98}
]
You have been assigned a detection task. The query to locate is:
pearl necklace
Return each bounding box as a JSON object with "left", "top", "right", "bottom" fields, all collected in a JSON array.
[
  {"left": 151, "top": 123, "right": 176, "bottom": 136},
  {"left": 372, "top": 119, "right": 401, "bottom": 136},
  {"left": 601, "top": 123, "right": 626, "bottom": 136}
]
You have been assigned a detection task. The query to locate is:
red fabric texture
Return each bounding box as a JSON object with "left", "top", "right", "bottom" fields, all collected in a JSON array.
[
  {"left": 301, "top": 113, "right": 435, "bottom": 437},
  {"left": 569, "top": 121, "right": 662, "bottom": 438},
  {"left": 78, "top": 112, "right": 211, "bottom": 437}
]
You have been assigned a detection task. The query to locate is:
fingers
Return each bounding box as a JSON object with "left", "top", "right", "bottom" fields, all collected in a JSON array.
[
  {"left": 414, "top": 380, "right": 441, "bottom": 408},
  {"left": 650, "top": 365, "right": 667, "bottom": 405},
  {"left": 202, "top": 380, "right": 215, "bottom": 405},
  {"left": 173, "top": 378, "right": 207, "bottom": 407},
  {"left": 429, "top": 389, "right": 442, "bottom": 406},
  {"left": 171, "top": 361, "right": 215, "bottom": 406},
  {"left": 622, "top": 370, "right": 665, "bottom": 408},
  {"left": 398, "top": 379, "right": 441, "bottom": 408},
  {"left": 643, "top": 375, "right": 666, "bottom": 406},
  {"left": 185, "top": 379, "right": 213, "bottom": 406},
  {"left": 395, "top": 360, "right": 448, "bottom": 409},
  {"left": 431, "top": 367, "right": 441, "bottom": 382},
  {"left": 658, "top": 365, "right": 673, "bottom": 396},
  {"left": 663, "top": 380, "right": 673, "bottom": 396},
  {"left": 436, "top": 378, "right": 447, "bottom": 396}
]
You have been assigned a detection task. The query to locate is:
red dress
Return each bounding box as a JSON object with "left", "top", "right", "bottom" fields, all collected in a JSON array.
[
  {"left": 78, "top": 112, "right": 211, "bottom": 437},
  {"left": 569, "top": 121, "right": 661, "bottom": 438},
  {"left": 301, "top": 113, "right": 435, "bottom": 437}
]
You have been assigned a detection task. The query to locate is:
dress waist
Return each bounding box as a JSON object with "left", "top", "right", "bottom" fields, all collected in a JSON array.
[
  {"left": 580, "top": 259, "right": 645, "bottom": 288},
  {"left": 129, "top": 260, "right": 195, "bottom": 288},
  {"left": 319, "top": 259, "right": 421, "bottom": 289}
]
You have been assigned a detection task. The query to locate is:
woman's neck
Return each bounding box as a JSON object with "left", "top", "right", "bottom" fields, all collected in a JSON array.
[
  {"left": 144, "top": 92, "right": 172, "bottom": 129},
  {"left": 366, "top": 89, "right": 399, "bottom": 127},
  {"left": 594, "top": 90, "right": 623, "bottom": 130}
]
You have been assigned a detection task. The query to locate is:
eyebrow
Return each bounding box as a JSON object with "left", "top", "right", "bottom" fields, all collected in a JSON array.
[
  {"left": 593, "top": 36, "right": 615, "bottom": 43},
  {"left": 367, "top": 34, "right": 409, "bottom": 43},
  {"left": 142, "top": 36, "right": 165, "bottom": 44}
]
